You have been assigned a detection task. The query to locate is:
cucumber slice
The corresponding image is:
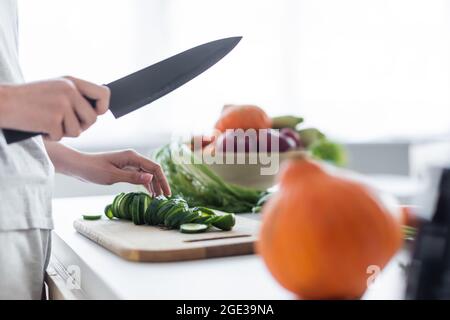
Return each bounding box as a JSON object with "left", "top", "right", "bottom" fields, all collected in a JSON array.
[
  {"left": 83, "top": 214, "right": 102, "bottom": 221},
  {"left": 138, "top": 194, "right": 147, "bottom": 225},
  {"left": 141, "top": 193, "right": 151, "bottom": 215},
  {"left": 165, "top": 206, "right": 188, "bottom": 229},
  {"left": 119, "top": 193, "right": 128, "bottom": 217},
  {"left": 131, "top": 195, "right": 143, "bottom": 225},
  {"left": 156, "top": 200, "right": 177, "bottom": 225},
  {"left": 163, "top": 201, "right": 188, "bottom": 227},
  {"left": 144, "top": 203, "right": 153, "bottom": 225},
  {"left": 137, "top": 193, "right": 145, "bottom": 224},
  {"left": 111, "top": 193, "right": 124, "bottom": 219},
  {"left": 116, "top": 193, "right": 126, "bottom": 219},
  {"left": 120, "top": 193, "right": 134, "bottom": 220},
  {"left": 180, "top": 223, "right": 208, "bottom": 234},
  {"left": 146, "top": 196, "right": 167, "bottom": 225},
  {"left": 195, "top": 207, "right": 215, "bottom": 216},
  {"left": 191, "top": 213, "right": 213, "bottom": 225},
  {"left": 138, "top": 193, "right": 150, "bottom": 224},
  {"left": 178, "top": 210, "right": 198, "bottom": 227},
  {"left": 212, "top": 214, "right": 236, "bottom": 231},
  {"left": 204, "top": 215, "right": 220, "bottom": 226},
  {"left": 128, "top": 193, "right": 137, "bottom": 221},
  {"left": 104, "top": 205, "right": 114, "bottom": 220},
  {"left": 154, "top": 197, "right": 169, "bottom": 225},
  {"left": 136, "top": 194, "right": 143, "bottom": 224}
]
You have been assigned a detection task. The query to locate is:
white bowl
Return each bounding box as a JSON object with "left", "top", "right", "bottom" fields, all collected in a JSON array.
[{"left": 194, "top": 149, "right": 306, "bottom": 190}]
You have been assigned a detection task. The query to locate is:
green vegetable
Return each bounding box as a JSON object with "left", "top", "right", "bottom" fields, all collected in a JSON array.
[
  {"left": 120, "top": 193, "right": 134, "bottom": 220},
  {"left": 210, "top": 214, "right": 235, "bottom": 231},
  {"left": 191, "top": 212, "right": 213, "bottom": 224},
  {"left": 112, "top": 192, "right": 125, "bottom": 219},
  {"left": 104, "top": 205, "right": 114, "bottom": 220},
  {"left": 131, "top": 194, "right": 142, "bottom": 225},
  {"left": 252, "top": 206, "right": 262, "bottom": 213},
  {"left": 251, "top": 192, "right": 273, "bottom": 213},
  {"left": 104, "top": 192, "right": 236, "bottom": 233},
  {"left": 154, "top": 143, "right": 264, "bottom": 213},
  {"left": 403, "top": 225, "right": 417, "bottom": 241},
  {"left": 180, "top": 223, "right": 208, "bottom": 234},
  {"left": 272, "top": 115, "right": 304, "bottom": 130},
  {"left": 82, "top": 214, "right": 102, "bottom": 221},
  {"left": 310, "top": 139, "right": 347, "bottom": 167},
  {"left": 297, "top": 128, "right": 326, "bottom": 148},
  {"left": 146, "top": 196, "right": 166, "bottom": 225}
]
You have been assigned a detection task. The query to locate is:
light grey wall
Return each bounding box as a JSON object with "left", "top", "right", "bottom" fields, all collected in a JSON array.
[
  {"left": 410, "top": 140, "right": 450, "bottom": 178},
  {"left": 344, "top": 142, "right": 411, "bottom": 176}
]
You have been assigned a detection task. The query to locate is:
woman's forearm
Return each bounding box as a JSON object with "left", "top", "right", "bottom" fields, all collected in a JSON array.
[
  {"left": 44, "top": 141, "right": 86, "bottom": 177},
  {"left": 0, "top": 85, "right": 14, "bottom": 129},
  {"left": 44, "top": 141, "right": 171, "bottom": 195}
]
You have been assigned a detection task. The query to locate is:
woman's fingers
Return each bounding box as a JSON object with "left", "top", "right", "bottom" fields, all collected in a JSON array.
[
  {"left": 152, "top": 179, "right": 163, "bottom": 197},
  {"left": 65, "top": 76, "right": 110, "bottom": 115},
  {"left": 143, "top": 173, "right": 155, "bottom": 197},
  {"left": 110, "top": 150, "right": 171, "bottom": 197},
  {"left": 62, "top": 107, "right": 82, "bottom": 137},
  {"left": 72, "top": 91, "right": 98, "bottom": 130},
  {"left": 146, "top": 182, "right": 155, "bottom": 198},
  {"left": 128, "top": 152, "right": 171, "bottom": 197}
]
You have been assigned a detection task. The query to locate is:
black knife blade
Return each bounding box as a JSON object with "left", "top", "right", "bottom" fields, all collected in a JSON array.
[{"left": 3, "top": 37, "right": 242, "bottom": 144}]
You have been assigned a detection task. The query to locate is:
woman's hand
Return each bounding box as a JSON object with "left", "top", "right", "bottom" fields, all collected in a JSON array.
[
  {"left": 78, "top": 150, "right": 171, "bottom": 197},
  {"left": 0, "top": 76, "right": 110, "bottom": 141},
  {"left": 45, "top": 142, "right": 171, "bottom": 197}
]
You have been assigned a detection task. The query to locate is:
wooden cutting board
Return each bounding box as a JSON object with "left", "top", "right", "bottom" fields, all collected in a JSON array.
[{"left": 74, "top": 216, "right": 260, "bottom": 262}]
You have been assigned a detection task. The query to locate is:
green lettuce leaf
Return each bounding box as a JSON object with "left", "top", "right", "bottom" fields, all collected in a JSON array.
[{"left": 154, "top": 143, "right": 264, "bottom": 213}]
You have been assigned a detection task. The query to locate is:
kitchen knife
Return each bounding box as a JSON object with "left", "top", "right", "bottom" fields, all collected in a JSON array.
[{"left": 3, "top": 37, "right": 242, "bottom": 144}]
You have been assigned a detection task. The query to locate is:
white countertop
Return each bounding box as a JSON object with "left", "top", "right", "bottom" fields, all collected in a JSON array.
[{"left": 51, "top": 195, "right": 410, "bottom": 300}]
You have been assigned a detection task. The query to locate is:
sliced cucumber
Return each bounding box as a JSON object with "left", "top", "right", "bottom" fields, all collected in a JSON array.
[
  {"left": 83, "top": 214, "right": 102, "bottom": 221},
  {"left": 164, "top": 201, "right": 188, "bottom": 228},
  {"left": 137, "top": 193, "right": 149, "bottom": 224},
  {"left": 195, "top": 207, "right": 215, "bottom": 216},
  {"left": 112, "top": 193, "right": 125, "bottom": 219},
  {"left": 144, "top": 203, "right": 153, "bottom": 225},
  {"left": 178, "top": 210, "right": 199, "bottom": 227},
  {"left": 104, "top": 205, "right": 114, "bottom": 220},
  {"left": 180, "top": 223, "right": 208, "bottom": 234},
  {"left": 143, "top": 193, "right": 152, "bottom": 211},
  {"left": 156, "top": 200, "right": 177, "bottom": 225},
  {"left": 127, "top": 193, "right": 137, "bottom": 219},
  {"left": 147, "top": 196, "right": 167, "bottom": 225},
  {"left": 131, "top": 195, "right": 143, "bottom": 225},
  {"left": 104, "top": 192, "right": 236, "bottom": 233},
  {"left": 166, "top": 207, "right": 190, "bottom": 229},
  {"left": 204, "top": 215, "right": 220, "bottom": 226},
  {"left": 120, "top": 193, "right": 133, "bottom": 220},
  {"left": 142, "top": 194, "right": 151, "bottom": 218},
  {"left": 191, "top": 213, "right": 213, "bottom": 225},
  {"left": 212, "top": 214, "right": 236, "bottom": 231}
]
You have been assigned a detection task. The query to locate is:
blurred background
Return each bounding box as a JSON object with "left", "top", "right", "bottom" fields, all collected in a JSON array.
[{"left": 17, "top": 0, "right": 450, "bottom": 201}]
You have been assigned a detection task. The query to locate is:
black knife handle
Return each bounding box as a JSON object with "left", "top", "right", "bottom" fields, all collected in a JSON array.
[{"left": 3, "top": 96, "right": 97, "bottom": 144}]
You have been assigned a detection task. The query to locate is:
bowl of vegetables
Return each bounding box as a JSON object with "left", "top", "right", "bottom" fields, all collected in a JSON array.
[
  {"left": 193, "top": 129, "right": 306, "bottom": 190},
  {"left": 187, "top": 105, "right": 346, "bottom": 190}
]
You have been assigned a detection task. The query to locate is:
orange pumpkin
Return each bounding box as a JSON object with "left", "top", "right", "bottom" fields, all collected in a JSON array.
[
  {"left": 257, "top": 158, "right": 403, "bottom": 299},
  {"left": 214, "top": 104, "right": 272, "bottom": 133}
]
